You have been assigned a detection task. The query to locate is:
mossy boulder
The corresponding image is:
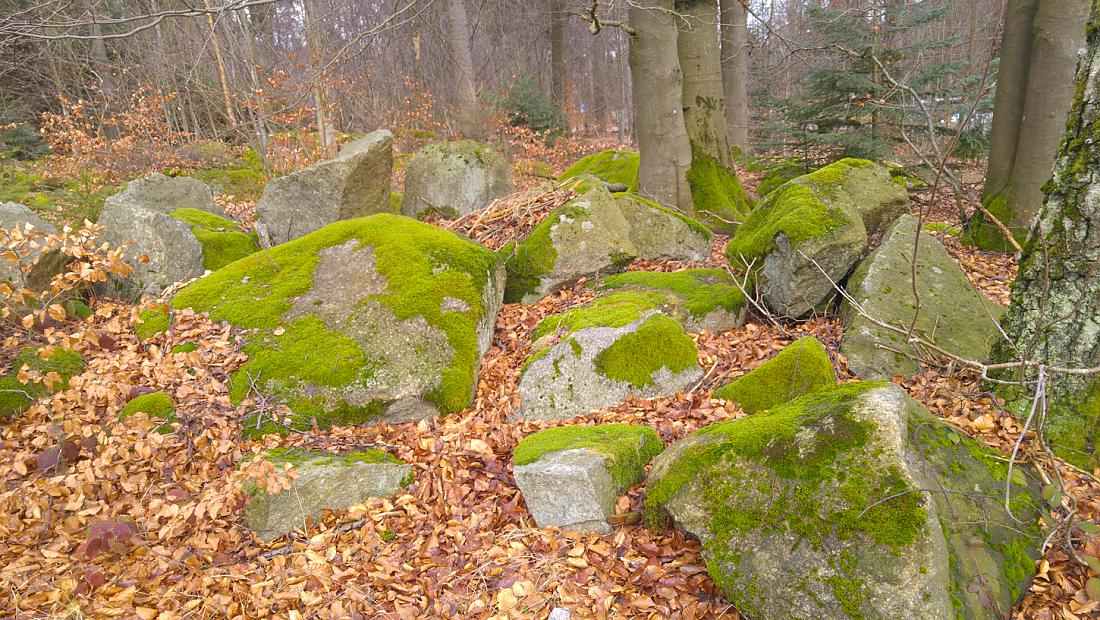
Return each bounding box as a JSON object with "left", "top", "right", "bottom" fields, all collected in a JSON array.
[
  {"left": 170, "top": 208, "right": 259, "bottom": 271},
  {"left": 686, "top": 151, "right": 752, "bottom": 234},
  {"left": 172, "top": 214, "right": 505, "bottom": 437},
  {"left": 614, "top": 194, "right": 711, "bottom": 261},
  {"left": 558, "top": 150, "right": 640, "bottom": 193},
  {"left": 713, "top": 336, "right": 837, "bottom": 413},
  {"left": 502, "top": 181, "right": 637, "bottom": 303},
  {"left": 593, "top": 269, "right": 749, "bottom": 332},
  {"left": 401, "top": 140, "right": 513, "bottom": 219},
  {"left": 517, "top": 310, "right": 701, "bottom": 421},
  {"left": 256, "top": 130, "right": 394, "bottom": 245},
  {"left": 118, "top": 391, "right": 176, "bottom": 433},
  {"left": 134, "top": 306, "right": 171, "bottom": 340},
  {"left": 725, "top": 159, "right": 909, "bottom": 317},
  {"left": 645, "top": 382, "right": 1043, "bottom": 619},
  {"left": 243, "top": 447, "right": 412, "bottom": 541},
  {"left": 0, "top": 202, "right": 70, "bottom": 305},
  {"left": 513, "top": 424, "right": 663, "bottom": 533},
  {"left": 97, "top": 172, "right": 223, "bottom": 295},
  {"left": 756, "top": 159, "right": 811, "bottom": 198},
  {"left": 0, "top": 347, "right": 84, "bottom": 420},
  {"left": 841, "top": 214, "right": 1006, "bottom": 379}
]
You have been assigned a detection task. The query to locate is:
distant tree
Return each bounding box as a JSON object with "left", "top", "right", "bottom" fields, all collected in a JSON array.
[
  {"left": 676, "top": 0, "right": 732, "bottom": 167},
  {"left": 719, "top": 0, "right": 750, "bottom": 154}
]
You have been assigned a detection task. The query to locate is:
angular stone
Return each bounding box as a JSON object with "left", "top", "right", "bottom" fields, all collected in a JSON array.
[
  {"left": 503, "top": 181, "right": 637, "bottom": 303},
  {"left": 401, "top": 139, "right": 512, "bottom": 218},
  {"left": 713, "top": 336, "right": 837, "bottom": 413},
  {"left": 615, "top": 194, "right": 711, "bottom": 262},
  {"left": 98, "top": 173, "right": 222, "bottom": 295},
  {"left": 257, "top": 130, "right": 394, "bottom": 245},
  {"left": 0, "top": 202, "right": 68, "bottom": 295},
  {"left": 725, "top": 159, "right": 908, "bottom": 317},
  {"left": 0, "top": 202, "right": 56, "bottom": 234},
  {"left": 173, "top": 214, "right": 504, "bottom": 437},
  {"left": 517, "top": 312, "right": 701, "bottom": 421},
  {"left": 243, "top": 447, "right": 411, "bottom": 541},
  {"left": 841, "top": 214, "right": 1006, "bottom": 379},
  {"left": 645, "top": 382, "right": 1043, "bottom": 620}
]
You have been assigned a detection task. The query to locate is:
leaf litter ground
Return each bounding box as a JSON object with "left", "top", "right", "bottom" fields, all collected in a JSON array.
[{"left": 0, "top": 182, "right": 1095, "bottom": 619}]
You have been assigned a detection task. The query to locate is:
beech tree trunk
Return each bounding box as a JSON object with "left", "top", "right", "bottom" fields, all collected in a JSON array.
[
  {"left": 676, "top": 0, "right": 732, "bottom": 167},
  {"left": 629, "top": 0, "right": 694, "bottom": 213},
  {"left": 719, "top": 0, "right": 750, "bottom": 154},
  {"left": 303, "top": 0, "right": 331, "bottom": 155},
  {"left": 967, "top": 0, "right": 1088, "bottom": 251},
  {"left": 549, "top": 0, "right": 567, "bottom": 112},
  {"left": 993, "top": 0, "right": 1100, "bottom": 470},
  {"left": 444, "top": 0, "right": 483, "bottom": 138}
]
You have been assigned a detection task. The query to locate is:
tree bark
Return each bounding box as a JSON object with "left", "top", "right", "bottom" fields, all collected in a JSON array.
[
  {"left": 549, "top": 0, "right": 567, "bottom": 112},
  {"left": 983, "top": 0, "right": 1039, "bottom": 198},
  {"left": 302, "top": 0, "right": 331, "bottom": 155},
  {"left": 444, "top": 0, "right": 483, "bottom": 138},
  {"left": 676, "top": 0, "right": 732, "bottom": 167},
  {"left": 629, "top": 0, "right": 694, "bottom": 213},
  {"left": 719, "top": 0, "right": 750, "bottom": 154},
  {"left": 993, "top": 0, "right": 1100, "bottom": 470},
  {"left": 203, "top": 0, "right": 237, "bottom": 128}
]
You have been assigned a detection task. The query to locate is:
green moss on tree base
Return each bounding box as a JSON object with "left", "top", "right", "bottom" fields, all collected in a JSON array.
[
  {"left": 596, "top": 269, "right": 747, "bottom": 319},
  {"left": 558, "top": 150, "right": 640, "bottom": 192},
  {"left": 135, "top": 307, "right": 171, "bottom": 340},
  {"left": 685, "top": 151, "right": 751, "bottom": 234},
  {"left": 514, "top": 423, "right": 664, "bottom": 488},
  {"left": 713, "top": 336, "right": 837, "bottom": 413},
  {"left": 594, "top": 314, "right": 699, "bottom": 389},
  {"left": 118, "top": 391, "right": 176, "bottom": 433},
  {"left": 0, "top": 347, "right": 85, "bottom": 420},
  {"left": 960, "top": 194, "right": 1029, "bottom": 253},
  {"left": 170, "top": 208, "right": 260, "bottom": 271}
]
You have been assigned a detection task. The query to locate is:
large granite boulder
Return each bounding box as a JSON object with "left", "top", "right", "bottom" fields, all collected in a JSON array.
[
  {"left": 401, "top": 140, "right": 512, "bottom": 218},
  {"left": 513, "top": 424, "right": 663, "bottom": 533},
  {"left": 725, "top": 159, "right": 908, "bottom": 317},
  {"left": 503, "top": 182, "right": 636, "bottom": 303},
  {"left": 645, "top": 382, "right": 1044, "bottom": 620},
  {"left": 256, "top": 130, "right": 394, "bottom": 246},
  {"left": 615, "top": 194, "right": 711, "bottom": 262},
  {"left": 593, "top": 269, "right": 749, "bottom": 333},
  {"left": 841, "top": 214, "right": 1006, "bottom": 379},
  {"left": 713, "top": 336, "right": 837, "bottom": 413},
  {"left": 243, "top": 447, "right": 412, "bottom": 541},
  {"left": 0, "top": 202, "right": 68, "bottom": 295},
  {"left": 173, "top": 214, "right": 504, "bottom": 437},
  {"left": 98, "top": 173, "right": 227, "bottom": 295},
  {"left": 517, "top": 305, "right": 701, "bottom": 421}
]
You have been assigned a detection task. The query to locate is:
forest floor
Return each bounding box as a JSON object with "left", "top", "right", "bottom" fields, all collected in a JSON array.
[{"left": 0, "top": 154, "right": 1098, "bottom": 619}]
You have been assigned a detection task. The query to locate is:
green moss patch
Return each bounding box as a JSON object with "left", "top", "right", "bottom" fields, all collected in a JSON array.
[
  {"left": 262, "top": 446, "right": 403, "bottom": 468},
  {"left": 0, "top": 346, "right": 85, "bottom": 420},
  {"left": 559, "top": 150, "right": 639, "bottom": 192},
  {"left": 532, "top": 290, "right": 666, "bottom": 341},
  {"left": 756, "top": 159, "right": 811, "bottom": 198},
  {"left": 173, "top": 214, "right": 500, "bottom": 435},
  {"left": 960, "top": 194, "right": 1028, "bottom": 253},
  {"left": 502, "top": 203, "right": 590, "bottom": 303},
  {"left": 135, "top": 307, "right": 171, "bottom": 340},
  {"left": 596, "top": 269, "right": 747, "bottom": 320},
  {"left": 171, "top": 342, "right": 198, "bottom": 354},
  {"left": 118, "top": 391, "right": 177, "bottom": 433},
  {"left": 614, "top": 192, "right": 712, "bottom": 239},
  {"left": 594, "top": 314, "right": 699, "bottom": 389},
  {"left": 686, "top": 150, "right": 751, "bottom": 234},
  {"left": 713, "top": 336, "right": 837, "bottom": 413},
  {"left": 514, "top": 423, "right": 664, "bottom": 488},
  {"left": 170, "top": 208, "right": 260, "bottom": 271}
]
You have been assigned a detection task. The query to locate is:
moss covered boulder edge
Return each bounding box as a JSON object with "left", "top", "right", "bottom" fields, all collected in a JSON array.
[
  {"left": 173, "top": 214, "right": 505, "bottom": 437},
  {"left": 645, "top": 382, "right": 1043, "bottom": 619},
  {"left": 558, "top": 150, "right": 640, "bottom": 192},
  {"left": 713, "top": 336, "right": 837, "bottom": 413},
  {"left": 841, "top": 214, "right": 1006, "bottom": 379},
  {"left": 725, "top": 159, "right": 908, "bottom": 317},
  {"left": 590, "top": 270, "right": 749, "bottom": 333},
  {"left": 401, "top": 139, "right": 513, "bottom": 219}
]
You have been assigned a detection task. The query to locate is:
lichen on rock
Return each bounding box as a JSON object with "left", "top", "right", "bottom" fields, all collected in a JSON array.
[
  {"left": 613, "top": 193, "right": 712, "bottom": 262},
  {"left": 402, "top": 140, "right": 513, "bottom": 219},
  {"left": 713, "top": 336, "right": 837, "bottom": 413}
]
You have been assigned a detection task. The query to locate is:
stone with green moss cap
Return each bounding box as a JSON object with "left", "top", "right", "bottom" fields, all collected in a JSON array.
[
  {"left": 614, "top": 194, "right": 711, "bottom": 262},
  {"left": 257, "top": 130, "right": 394, "bottom": 245},
  {"left": 713, "top": 336, "right": 837, "bottom": 413},
  {"left": 513, "top": 424, "right": 663, "bottom": 533},
  {"left": 755, "top": 159, "right": 811, "bottom": 199},
  {"left": 517, "top": 310, "right": 701, "bottom": 421},
  {"left": 172, "top": 214, "right": 504, "bottom": 437},
  {"left": 725, "top": 159, "right": 908, "bottom": 317},
  {"left": 645, "top": 382, "right": 1043, "bottom": 619},
  {"left": 118, "top": 391, "right": 176, "bottom": 433},
  {"left": 593, "top": 269, "right": 749, "bottom": 333},
  {"left": 98, "top": 172, "right": 225, "bottom": 295},
  {"left": 841, "top": 214, "right": 1005, "bottom": 379},
  {"left": 243, "top": 446, "right": 412, "bottom": 541},
  {"left": 402, "top": 139, "right": 513, "bottom": 219},
  {"left": 170, "top": 208, "right": 259, "bottom": 271},
  {"left": 0, "top": 346, "right": 84, "bottom": 421},
  {"left": 558, "top": 150, "right": 640, "bottom": 193},
  {"left": 502, "top": 181, "right": 637, "bottom": 303}
]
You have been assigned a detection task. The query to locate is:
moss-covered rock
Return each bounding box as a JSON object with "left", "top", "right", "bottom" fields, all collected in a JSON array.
[
  {"left": 172, "top": 214, "right": 504, "bottom": 437},
  {"left": 713, "top": 336, "right": 837, "bottom": 413},
  {"left": 517, "top": 311, "right": 700, "bottom": 421},
  {"left": 558, "top": 150, "right": 640, "bottom": 192},
  {"left": 513, "top": 424, "right": 663, "bottom": 532},
  {"left": 756, "top": 159, "right": 811, "bottom": 198},
  {"left": 401, "top": 140, "right": 513, "bottom": 219},
  {"left": 841, "top": 214, "right": 1006, "bottom": 379},
  {"left": 170, "top": 208, "right": 259, "bottom": 271},
  {"left": 593, "top": 269, "right": 749, "bottom": 332},
  {"left": 256, "top": 130, "right": 394, "bottom": 245},
  {"left": 0, "top": 346, "right": 84, "bottom": 420},
  {"left": 725, "top": 158, "right": 908, "bottom": 317},
  {"left": 645, "top": 382, "right": 1043, "bottom": 619},
  {"left": 614, "top": 194, "right": 711, "bottom": 261},
  {"left": 686, "top": 151, "right": 752, "bottom": 234},
  {"left": 502, "top": 180, "right": 637, "bottom": 303},
  {"left": 134, "top": 306, "right": 171, "bottom": 340},
  {"left": 118, "top": 391, "right": 176, "bottom": 433},
  {"left": 243, "top": 446, "right": 412, "bottom": 541},
  {"left": 0, "top": 202, "right": 70, "bottom": 311}
]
